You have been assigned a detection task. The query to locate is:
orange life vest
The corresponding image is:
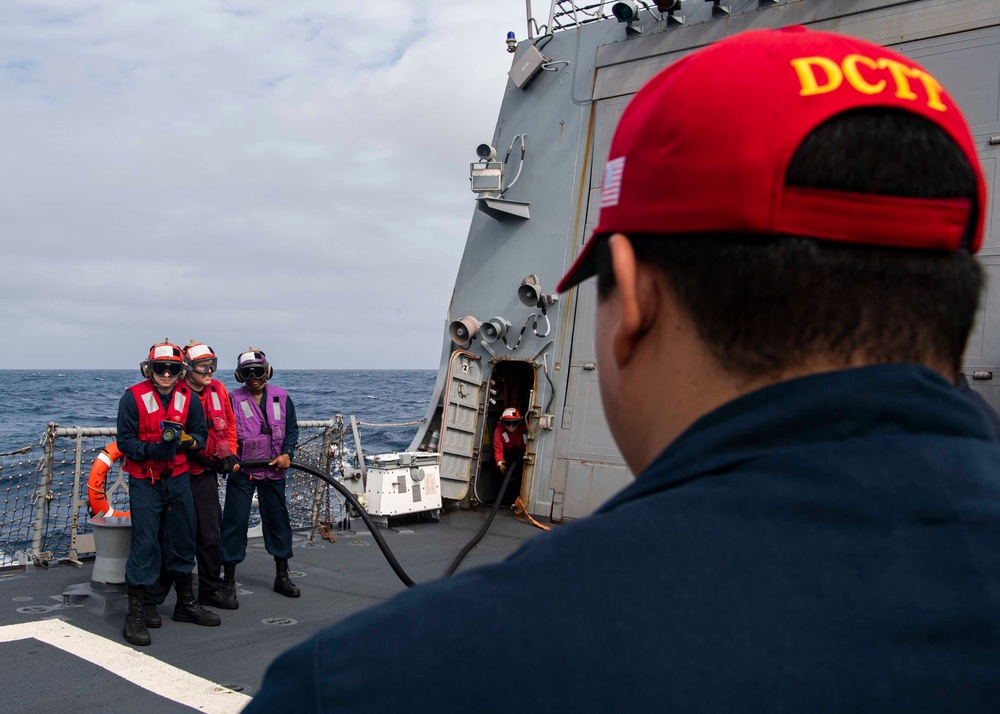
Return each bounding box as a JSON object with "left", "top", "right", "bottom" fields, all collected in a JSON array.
[{"left": 121, "top": 381, "right": 193, "bottom": 480}]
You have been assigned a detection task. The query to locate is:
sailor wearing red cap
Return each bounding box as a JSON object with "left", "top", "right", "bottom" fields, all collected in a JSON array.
[
  {"left": 116, "top": 341, "right": 218, "bottom": 647},
  {"left": 492, "top": 407, "right": 527, "bottom": 474},
  {"left": 180, "top": 342, "right": 240, "bottom": 610},
  {"left": 247, "top": 28, "right": 1000, "bottom": 712}
]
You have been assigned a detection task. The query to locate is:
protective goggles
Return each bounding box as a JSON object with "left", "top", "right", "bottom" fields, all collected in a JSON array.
[
  {"left": 150, "top": 361, "right": 184, "bottom": 377},
  {"left": 190, "top": 358, "right": 218, "bottom": 374},
  {"left": 237, "top": 365, "right": 268, "bottom": 380}
]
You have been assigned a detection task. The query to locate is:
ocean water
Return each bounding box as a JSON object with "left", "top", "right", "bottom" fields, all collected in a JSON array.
[{"left": 0, "top": 369, "right": 437, "bottom": 455}]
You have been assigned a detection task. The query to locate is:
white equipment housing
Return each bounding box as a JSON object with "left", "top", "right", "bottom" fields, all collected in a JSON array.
[{"left": 362, "top": 452, "right": 442, "bottom": 524}]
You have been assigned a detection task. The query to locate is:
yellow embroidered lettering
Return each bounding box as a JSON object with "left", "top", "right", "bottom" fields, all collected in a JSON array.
[
  {"left": 876, "top": 58, "right": 919, "bottom": 101},
  {"left": 790, "top": 56, "right": 843, "bottom": 96},
  {"left": 791, "top": 54, "right": 949, "bottom": 112},
  {"left": 842, "top": 54, "right": 885, "bottom": 95},
  {"left": 909, "top": 68, "right": 947, "bottom": 111}
]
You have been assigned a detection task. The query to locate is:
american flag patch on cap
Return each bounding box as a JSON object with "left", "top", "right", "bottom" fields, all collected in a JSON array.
[{"left": 600, "top": 157, "right": 625, "bottom": 208}]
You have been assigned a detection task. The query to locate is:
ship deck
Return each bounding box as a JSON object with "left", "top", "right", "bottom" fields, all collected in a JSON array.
[{"left": 0, "top": 509, "right": 542, "bottom": 713}]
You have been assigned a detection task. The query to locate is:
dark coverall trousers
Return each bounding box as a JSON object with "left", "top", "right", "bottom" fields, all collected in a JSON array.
[
  {"left": 220, "top": 474, "right": 293, "bottom": 564},
  {"left": 126, "top": 473, "right": 196, "bottom": 595}
]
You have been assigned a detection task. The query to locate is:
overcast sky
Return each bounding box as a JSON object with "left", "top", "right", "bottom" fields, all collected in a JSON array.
[{"left": 0, "top": 1, "right": 530, "bottom": 369}]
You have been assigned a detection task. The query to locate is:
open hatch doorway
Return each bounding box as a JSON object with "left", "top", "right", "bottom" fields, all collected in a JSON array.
[{"left": 474, "top": 360, "right": 536, "bottom": 508}]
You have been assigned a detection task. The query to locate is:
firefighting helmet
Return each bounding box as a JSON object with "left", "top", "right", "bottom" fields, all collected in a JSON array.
[
  {"left": 140, "top": 341, "right": 186, "bottom": 379},
  {"left": 235, "top": 348, "right": 273, "bottom": 383},
  {"left": 184, "top": 342, "right": 219, "bottom": 375}
]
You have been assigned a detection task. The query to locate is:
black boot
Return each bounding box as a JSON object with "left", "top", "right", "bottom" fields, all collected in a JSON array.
[
  {"left": 207, "top": 562, "right": 240, "bottom": 610},
  {"left": 198, "top": 587, "right": 239, "bottom": 610},
  {"left": 143, "top": 603, "right": 162, "bottom": 628},
  {"left": 172, "top": 574, "right": 222, "bottom": 626},
  {"left": 123, "top": 586, "right": 152, "bottom": 646},
  {"left": 274, "top": 557, "right": 300, "bottom": 598}
]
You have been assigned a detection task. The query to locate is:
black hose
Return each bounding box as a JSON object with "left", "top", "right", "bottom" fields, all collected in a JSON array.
[
  {"left": 443, "top": 455, "right": 521, "bottom": 577},
  {"left": 238, "top": 459, "right": 416, "bottom": 588},
  {"left": 238, "top": 457, "right": 523, "bottom": 587}
]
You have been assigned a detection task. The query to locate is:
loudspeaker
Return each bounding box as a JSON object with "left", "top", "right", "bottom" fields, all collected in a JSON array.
[
  {"left": 518, "top": 275, "right": 542, "bottom": 307},
  {"left": 481, "top": 317, "right": 511, "bottom": 343},
  {"left": 448, "top": 316, "right": 481, "bottom": 345}
]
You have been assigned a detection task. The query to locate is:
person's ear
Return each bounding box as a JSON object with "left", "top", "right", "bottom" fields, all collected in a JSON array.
[{"left": 608, "top": 233, "right": 658, "bottom": 368}]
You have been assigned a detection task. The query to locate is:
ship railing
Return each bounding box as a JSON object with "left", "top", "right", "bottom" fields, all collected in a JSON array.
[
  {"left": 542, "top": 1, "right": 616, "bottom": 35},
  {"left": 0, "top": 416, "right": 418, "bottom": 569}
]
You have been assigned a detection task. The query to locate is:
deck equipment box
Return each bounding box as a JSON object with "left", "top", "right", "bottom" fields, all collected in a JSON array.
[{"left": 362, "top": 452, "right": 442, "bottom": 521}]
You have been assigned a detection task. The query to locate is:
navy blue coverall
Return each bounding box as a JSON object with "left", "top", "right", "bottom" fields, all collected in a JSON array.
[{"left": 116, "top": 385, "right": 207, "bottom": 589}]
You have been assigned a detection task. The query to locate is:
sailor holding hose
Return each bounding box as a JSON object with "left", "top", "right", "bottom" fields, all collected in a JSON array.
[
  {"left": 220, "top": 348, "right": 301, "bottom": 605},
  {"left": 116, "top": 340, "right": 218, "bottom": 647}
]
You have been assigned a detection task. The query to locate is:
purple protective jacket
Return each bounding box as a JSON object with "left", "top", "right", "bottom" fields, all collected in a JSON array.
[{"left": 231, "top": 385, "right": 289, "bottom": 480}]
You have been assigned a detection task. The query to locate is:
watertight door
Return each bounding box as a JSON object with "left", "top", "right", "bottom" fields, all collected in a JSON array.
[{"left": 438, "top": 350, "right": 482, "bottom": 501}]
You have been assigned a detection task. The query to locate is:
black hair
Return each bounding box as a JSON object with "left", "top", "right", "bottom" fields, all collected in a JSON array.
[{"left": 595, "top": 109, "right": 982, "bottom": 378}]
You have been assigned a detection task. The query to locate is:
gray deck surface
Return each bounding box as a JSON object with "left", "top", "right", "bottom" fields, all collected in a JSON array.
[{"left": 0, "top": 509, "right": 544, "bottom": 712}]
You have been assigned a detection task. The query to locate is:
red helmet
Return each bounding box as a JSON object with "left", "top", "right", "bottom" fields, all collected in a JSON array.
[
  {"left": 141, "top": 341, "right": 185, "bottom": 378},
  {"left": 501, "top": 408, "right": 521, "bottom": 422},
  {"left": 148, "top": 341, "right": 184, "bottom": 363},
  {"left": 184, "top": 342, "right": 218, "bottom": 374}
]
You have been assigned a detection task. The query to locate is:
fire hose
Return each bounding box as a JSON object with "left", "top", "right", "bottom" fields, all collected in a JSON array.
[{"left": 238, "top": 455, "right": 522, "bottom": 588}]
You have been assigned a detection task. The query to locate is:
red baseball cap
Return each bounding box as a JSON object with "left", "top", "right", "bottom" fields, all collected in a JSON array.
[{"left": 557, "top": 26, "right": 986, "bottom": 292}]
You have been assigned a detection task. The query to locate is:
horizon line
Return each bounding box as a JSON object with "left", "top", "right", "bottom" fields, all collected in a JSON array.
[{"left": 0, "top": 367, "right": 438, "bottom": 372}]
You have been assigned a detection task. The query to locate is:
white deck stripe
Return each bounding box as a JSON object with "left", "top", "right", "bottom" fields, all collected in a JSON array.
[{"left": 0, "top": 620, "right": 251, "bottom": 713}]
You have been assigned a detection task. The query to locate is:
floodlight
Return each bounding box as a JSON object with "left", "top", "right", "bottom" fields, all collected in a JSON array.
[{"left": 612, "top": 1, "right": 639, "bottom": 21}]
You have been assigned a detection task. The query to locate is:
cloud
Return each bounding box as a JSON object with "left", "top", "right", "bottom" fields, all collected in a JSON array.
[{"left": 0, "top": 1, "right": 528, "bottom": 368}]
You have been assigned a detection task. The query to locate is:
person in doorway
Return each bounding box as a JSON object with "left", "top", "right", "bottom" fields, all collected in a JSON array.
[
  {"left": 116, "top": 341, "right": 219, "bottom": 647},
  {"left": 492, "top": 407, "right": 527, "bottom": 475},
  {"left": 220, "top": 348, "right": 300, "bottom": 604},
  {"left": 181, "top": 342, "right": 240, "bottom": 609},
  {"left": 245, "top": 28, "right": 1000, "bottom": 711}
]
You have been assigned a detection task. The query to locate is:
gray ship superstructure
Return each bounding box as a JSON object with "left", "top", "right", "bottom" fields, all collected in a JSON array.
[{"left": 408, "top": 0, "right": 1000, "bottom": 524}]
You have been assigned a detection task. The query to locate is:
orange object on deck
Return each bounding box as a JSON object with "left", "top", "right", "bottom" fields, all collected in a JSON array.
[{"left": 88, "top": 441, "right": 130, "bottom": 518}]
